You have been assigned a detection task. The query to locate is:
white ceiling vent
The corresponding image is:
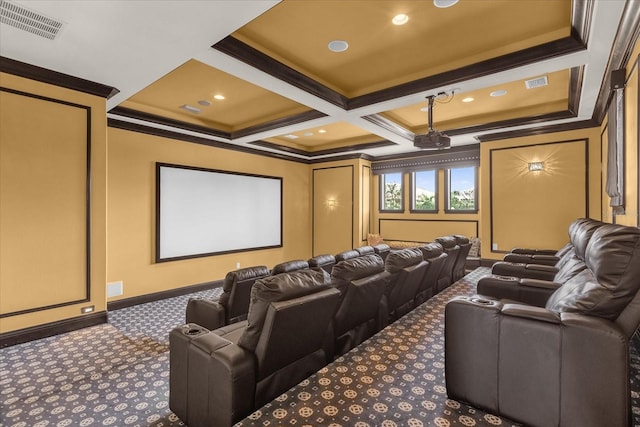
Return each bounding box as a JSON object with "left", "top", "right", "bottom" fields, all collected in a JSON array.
[
  {"left": 525, "top": 76, "right": 548, "bottom": 89},
  {"left": 0, "top": 0, "right": 65, "bottom": 40}
]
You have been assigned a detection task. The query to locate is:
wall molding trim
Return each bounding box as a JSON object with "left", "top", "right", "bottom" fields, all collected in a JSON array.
[{"left": 106, "top": 280, "right": 222, "bottom": 311}]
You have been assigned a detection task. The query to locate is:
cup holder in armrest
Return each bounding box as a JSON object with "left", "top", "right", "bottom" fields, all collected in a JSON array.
[{"left": 182, "top": 324, "right": 208, "bottom": 336}]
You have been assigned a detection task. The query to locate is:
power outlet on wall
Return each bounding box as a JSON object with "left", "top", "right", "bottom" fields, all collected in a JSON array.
[
  {"left": 492, "top": 243, "right": 498, "bottom": 251},
  {"left": 107, "top": 280, "right": 124, "bottom": 298},
  {"left": 236, "top": 262, "right": 241, "bottom": 269}
]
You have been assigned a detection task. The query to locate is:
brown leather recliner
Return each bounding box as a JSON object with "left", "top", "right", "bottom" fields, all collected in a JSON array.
[
  {"left": 185, "top": 265, "right": 270, "bottom": 331},
  {"left": 335, "top": 249, "right": 360, "bottom": 262},
  {"left": 434, "top": 236, "right": 460, "bottom": 291},
  {"left": 415, "top": 242, "right": 447, "bottom": 305},
  {"left": 329, "top": 253, "right": 391, "bottom": 358},
  {"left": 383, "top": 247, "right": 428, "bottom": 325},
  {"left": 271, "top": 259, "right": 309, "bottom": 274},
  {"left": 170, "top": 268, "right": 341, "bottom": 427},
  {"left": 445, "top": 223, "right": 640, "bottom": 427},
  {"left": 373, "top": 243, "right": 391, "bottom": 262},
  {"left": 354, "top": 245, "right": 375, "bottom": 256},
  {"left": 308, "top": 254, "right": 336, "bottom": 274},
  {"left": 451, "top": 235, "right": 471, "bottom": 281}
]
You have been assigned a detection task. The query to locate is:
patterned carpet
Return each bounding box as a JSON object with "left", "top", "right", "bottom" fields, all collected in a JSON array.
[{"left": 1, "top": 267, "right": 639, "bottom": 427}]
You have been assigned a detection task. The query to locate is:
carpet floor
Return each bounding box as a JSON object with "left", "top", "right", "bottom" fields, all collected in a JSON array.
[{"left": 1, "top": 267, "right": 639, "bottom": 426}]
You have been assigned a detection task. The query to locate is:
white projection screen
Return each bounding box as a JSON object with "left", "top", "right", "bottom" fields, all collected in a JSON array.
[{"left": 156, "top": 163, "right": 282, "bottom": 262}]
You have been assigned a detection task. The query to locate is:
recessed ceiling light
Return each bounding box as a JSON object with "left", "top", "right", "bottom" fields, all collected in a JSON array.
[
  {"left": 284, "top": 134, "right": 298, "bottom": 140},
  {"left": 490, "top": 89, "right": 508, "bottom": 97},
  {"left": 434, "top": 0, "right": 459, "bottom": 8},
  {"left": 392, "top": 14, "right": 409, "bottom": 25},
  {"left": 318, "top": 129, "right": 327, "bottom": 134},
  {"left": 328, "top": 40, "right": 349, "bottom": 52},
  {"left": 462, "top": 97, "right": 474, "bottom": 103},
  {"left": 420, "top": 106, "right": 429, "bottom": 112},
  {"left": 180, "top": 104, "right": 201, "bottom": 114},
  {"left": 198, "top": 100, "right": 211, "bottom": 106},
  {"left": 213, "top": 94, "right": 225, "bottom": 100},
  {"left": 303, "top": 132, "right": 314, "bottom": 137}
]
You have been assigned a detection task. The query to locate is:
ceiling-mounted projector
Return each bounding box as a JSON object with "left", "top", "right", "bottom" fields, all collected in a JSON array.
[
  {"left": 414, "top": 130, "right": 450, "bottom": 149},
  {"left": 414, "top": 94, "right": 451, "bottom": 150}
]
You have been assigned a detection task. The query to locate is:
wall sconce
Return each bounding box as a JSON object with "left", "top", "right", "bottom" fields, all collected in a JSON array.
[
  {"left": 326, "top": 198, "right": 337, "bottom": 210},
  {"left": 528, "top": 161, "right": 545, "bottom": 172}
]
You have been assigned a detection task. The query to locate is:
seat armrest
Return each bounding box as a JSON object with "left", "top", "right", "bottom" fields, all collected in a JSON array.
[
  {"left": 511, "top": 248, "right": 557, "bottom": 255},
  {"left": 530, "top": 254, "right": 560, "bottom": 265},
  {"left": 170, "top": 324, "right": 256, "bottom": 427},
  {"left": 186, "top": 298, "right": 226, "bottom": 331},
  {"left": 491, "top": 262, "right": 557, "bottom": 281},
  {"left": 519, "top": 278, "right": 561, "bottom": 290},
  {"left": 477, "top": 275, "right": 554, "bottom": 307},
  {"left": 501, "top": 303, "right": 560, "bottom": 323}
]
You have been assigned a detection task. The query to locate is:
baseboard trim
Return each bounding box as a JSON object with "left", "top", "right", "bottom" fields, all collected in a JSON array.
[
  {"left": 0, "top": 311, "right": 108, "bottom": 348},
  {"left": 107, "top": 280, "right": 223, "bottom": 311}
]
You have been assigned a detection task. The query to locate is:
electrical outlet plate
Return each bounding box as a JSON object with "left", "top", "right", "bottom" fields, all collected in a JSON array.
[{"left": 107, "top": 281, "right": 123, "bottom": 297}]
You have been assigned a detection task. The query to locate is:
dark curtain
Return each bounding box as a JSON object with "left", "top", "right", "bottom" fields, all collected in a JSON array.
[{"left": 606, "top": 89, "right": 625, "bottom": 214}]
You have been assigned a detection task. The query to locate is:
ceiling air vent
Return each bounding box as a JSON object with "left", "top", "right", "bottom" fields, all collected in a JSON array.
[
  {"left": 525, "top": 76, "right": 548, "bottom": 89},
  {"left": 0, "top": 0, "right": 65, "bottom": 40}
]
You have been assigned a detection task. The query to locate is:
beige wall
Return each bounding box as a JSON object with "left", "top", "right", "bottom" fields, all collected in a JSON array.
[
  {"left": 106, "top": 127, "right": 312, "bottom": 301},
  {"left": 480, "top": 128, "right": 602, "bottom": 260},
  {"left": 0, "top": 73, "right": 107, "bottom": 334}
]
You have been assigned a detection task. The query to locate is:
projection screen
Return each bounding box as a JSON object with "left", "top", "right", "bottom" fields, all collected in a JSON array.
[{"left": 156, "top": 163, "right": 282, "bottom": 262}]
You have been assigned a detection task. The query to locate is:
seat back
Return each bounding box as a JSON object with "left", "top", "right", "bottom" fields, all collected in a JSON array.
[
  {"left": 384, "top": 248, "right": 428, "bottom": 322},
  {"left": 373, "top": 243, "right": 391, "bottom": 262},
  {"left": 546, "top": 223, "right": 640, "bottom": 336},
  {"left": 335, "top": 249, "right": 359, "bottom": 262},
  {"left": 417, "top": 243, "right": 447, "bottom": 303},
  {"left": 434, "top": 236, "right": 460, "bottom": 291},
  {"left": 553, "top": 218, "right": 605, "bottom": 283},
  {"left": 330, "top": 254, "right": 390, "bottom": 355},
  {"left": 271, "top": 259, "right": 309, "bottom": 275},
  {"left": 452, "top": 235, "right": 471, "bottom": 281},
  {"left": 355, "top": 245, "right": 375, "bottom": 256},
  {"left": 308, "top": 254, "right": 336, "bottom": 274},
  {"left": 238, "top": 268, "right": 340, "bottom": 405},
  {"left": 219, "top": 265, "right": 271, "bottom": 323}
]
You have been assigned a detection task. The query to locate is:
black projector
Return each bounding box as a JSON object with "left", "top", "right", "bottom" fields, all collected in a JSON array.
[{"left": 413, "top": 130, "right": 451, "bottom": 149}]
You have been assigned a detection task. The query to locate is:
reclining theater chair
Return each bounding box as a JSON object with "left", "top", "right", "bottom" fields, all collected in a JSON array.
[
  {"left": 170, "top": 268, "right": 340, "bottom": 427},
  {"left": 434, "top": 236, "right": 460, "bottom": 291},
  {"left": 445, "top": 223, "right": 640, "bottom": 427},
  {"left": 329, "top": 253, "right": 391, "bottom": 358},
  {"left": 451, "top": 235, "right": 471, "bottom": 282},
  {"left": 415, "top": 242, "right": 447, "bottom": 306},
  {"left": 308, "top": 254, "right": 336, "bottom": 274},
  {"left": 186, "top": 265, "right": 270, "bottom": 331},
  {"left": 383, "top": 248, "right": 428, "bottom": 325}
]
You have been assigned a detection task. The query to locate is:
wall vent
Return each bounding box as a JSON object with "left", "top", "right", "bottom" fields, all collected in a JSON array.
[
  {"left": 0, "top": 0, "right": 65, "bottom": 40},
  {"left": 524, "top": 76, "right": 548, "bottom": 89}
]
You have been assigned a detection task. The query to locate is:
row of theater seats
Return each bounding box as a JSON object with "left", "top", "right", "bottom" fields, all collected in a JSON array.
[
  {"left": 171, "top": 234, "right": 474, "bottom": 427},
  {"left": 444, "top": 218, "right": 640, "bottom": 427}
]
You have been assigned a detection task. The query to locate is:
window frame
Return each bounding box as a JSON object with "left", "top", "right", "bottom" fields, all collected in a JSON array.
[
  {"left": 409, "top": 169, "right": 438, "bottom": 213},
  {"left": 444, "top": 166, "right": 478, "bottom": 213},
  {"left": 379, "top": 172, "right": 404, "bottom": 213}
]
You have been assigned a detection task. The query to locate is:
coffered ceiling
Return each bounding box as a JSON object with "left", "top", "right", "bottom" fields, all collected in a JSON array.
[{"left": 1, "top": 0, "right": 637, "bottom": 161}]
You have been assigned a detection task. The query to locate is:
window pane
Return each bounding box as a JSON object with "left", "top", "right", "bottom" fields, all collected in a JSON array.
[
  {"left": 412, "top": 170, "right": 436, "bottom": 211},
  {"left": 448, "top": 167, "right": 476, "bottom": 210},
  {"left": 382, "top": 172, "right": 403, "bottom": 211}
]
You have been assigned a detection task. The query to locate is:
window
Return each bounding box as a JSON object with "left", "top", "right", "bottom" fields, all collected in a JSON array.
[
  {"left": 380, "top": 172, "right": 403, "bottom": 211},
  {"left": 410, "top": 170, "right": 437, "bottom": 212},
  {"left": 446, "top": 166, "right": 477, "bottom": 212}
]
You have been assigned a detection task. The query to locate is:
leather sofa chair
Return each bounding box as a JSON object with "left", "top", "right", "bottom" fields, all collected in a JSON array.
[
  {"left": 445, "top": 223, "right": 640, "bottom": 427},
  {"left": 415, "top": 242, "right": 447, "bottom": 305},
  {"left": 492, "top": 218, "right": 604, "bottom": 280},
  {"left": 329, "top": 253, "right": 390, "bottom": 358},
  {"left": 485, "top": 219, "right": 604, "bottom": 301},
  {"left": 308, "top": 254, "right": 336, "bottom": 274},
  {"left": 170, "top": 268, "right": 340, "bottom": 427},
  {"left": 434, "top": 236, "right": 460, "bottom": 292},
  {"left": 185, "top": 265, "right": 270, "bottom": 331},
  {"left": 271, "top": 259, "right": 309, "bottom": 274},
  {"left": 354, "top": 245, "right": 375, "bottom": 256},
  {"left": 373, "top": 243, "right": 391, "bottom": 262},
  {"left": 335, "top": 249, "right": 360, "bottom": 262},
  {"left": 451, "top": 235, "right": 471, "bottom": 282},
  {"left": 383, "top": 248, "right": 428, "bottom": 324}
]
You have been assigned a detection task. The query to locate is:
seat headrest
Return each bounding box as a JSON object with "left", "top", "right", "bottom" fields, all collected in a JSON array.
[
  {"left": 453, "top": 235, "right": 470, "bottom": 245},
  {"left": 222, "top": 265, "right": 270, "bottom": 292},
  {"left": 385, "top": 248, "right": 424, "bottom": 273},
  {"left": 435, "top": 236, "right": 457, "bottom": 249},
  {"left": 355, "top": 245, "right": 375, "bottom": 256},
  {"left": 238, "top": 269, "right": 331, "bottom": 351},
  {"left": 308, "top": 254, "right": 336, "bottom": 267},
  {"left": 271, "top": 259, "right": 309, "bottom": 275},
  {"left": 331, "top": 254, "right": 384, "bottom": 282},
  {"left": 420, "top": 242, "right": 444, "bottom": 259},
  {"left": 570, "top": 219, "right": 605, "bottom": 260},
  {"left": 547, "top": 223, "right": 640, "bottom": 320},
  {"left": 373, "top": 243, "right": 391, "bottom": 253},
  {"left": 335, "top": 250, "right": 359, "bottom": 262}
]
